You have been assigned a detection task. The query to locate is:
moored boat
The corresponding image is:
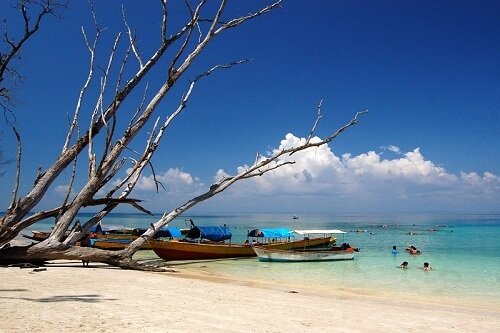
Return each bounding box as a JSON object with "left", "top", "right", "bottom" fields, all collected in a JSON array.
[
  {"left": 23, "top": 225, "right": 182, "bottom": 251},
  {"left": 22, "top": 230, "right": 52, "bottom": 242},
  {"left": 90, "top": 227, "right": 182, "bottom": 251},
  {"left": 252, "top": 229, "right": 357, "bottom": 262},
  {"left": 252, "top": 246, "right": 355, "bottom": 262},
  {"left": 22, "top": 224, "right": 138, "bottom": 242},
  {"left": 149, "top": 227, "right": 334, "bottom": 261},
  {"left": 90, "top": 238, "right": 141, "bottom": 250}
]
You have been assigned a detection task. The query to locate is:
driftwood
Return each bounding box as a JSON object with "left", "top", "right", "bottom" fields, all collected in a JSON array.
[{"left": 0, "top": 1, "right": 365, "bottom": 270}]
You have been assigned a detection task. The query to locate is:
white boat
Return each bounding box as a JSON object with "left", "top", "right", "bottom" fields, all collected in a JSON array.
[
  {"left": 292, "top": 229, "right": 348, "bottom": 249},
  {"left": 253, "top": 229, "right": 356, "bottom": 262},
  {"left": 252, "top": 246, "right": 355, "bottom": 262}
]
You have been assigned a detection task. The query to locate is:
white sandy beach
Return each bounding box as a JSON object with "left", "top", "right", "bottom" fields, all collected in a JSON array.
[{"left": 1, "top": 261, "right": 499, "bottom": 333}]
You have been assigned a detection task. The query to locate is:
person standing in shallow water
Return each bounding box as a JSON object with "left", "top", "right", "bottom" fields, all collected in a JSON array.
[
  {"left": 423, "top": 262, "right": 432, "bottom": 271},
  {"left": 391, "top": 245, "right": 398, "bottom": 255},
  {"left": 399, "top": 261, "right": 408, "bottom": 269}
]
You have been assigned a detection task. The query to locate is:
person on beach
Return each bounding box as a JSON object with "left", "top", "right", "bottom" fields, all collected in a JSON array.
[
  {"left": 399, "top": 261, "right": 408, "bottom": 269},
  {"left": 423, "top": 262, "right": 432, "bottom": 271},
  {"left": 391, "top": 245, "right": 398, "bottom": 255}
]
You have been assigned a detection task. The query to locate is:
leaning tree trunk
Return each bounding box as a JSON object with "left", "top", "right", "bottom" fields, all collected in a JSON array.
[{"left": 0, "top": 242, "right": 168, "bottom": 271}]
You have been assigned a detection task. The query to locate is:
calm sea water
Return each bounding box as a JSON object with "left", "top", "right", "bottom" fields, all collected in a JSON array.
[{"left": 29, "top": 212, "right": 500, "bottom": 309}]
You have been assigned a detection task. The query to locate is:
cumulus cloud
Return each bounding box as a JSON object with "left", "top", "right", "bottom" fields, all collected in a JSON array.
[
  {"left": 109, "top": 168, "right": 205, "bottom": 211},
  {"left": 212, "top": 134, "right": 500, "bottom": 212},
  {"left": 134, "top": 168, "right": 200, "bottom": 191},
  {"left": 341, "top": 148, "right": 457, "bottom": 184},
  {"left": 108, "top": 134, "right": 500, "bottom": 213}
]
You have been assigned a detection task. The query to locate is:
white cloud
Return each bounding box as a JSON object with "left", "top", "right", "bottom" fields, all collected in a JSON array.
[
  {"left": 209, "top": 134, "right": 500, "bottom": 213},
  {"left": 107, "top": 168, "right": 205, "bottom": 212},
  {"left": 342, "top": 148, "right": 456, "bottom": 184},
  {"left": 381, "top": 145, "right": 402, "bottom": 154},
  {"left": 54, "top": 185, "right": 71, "bottom": 194},
  {"left": 105, "top": 134, "right": 500, "bottom": 213},
  {"left": 135, "top": 168, "right": 199, "bottom": 191}
]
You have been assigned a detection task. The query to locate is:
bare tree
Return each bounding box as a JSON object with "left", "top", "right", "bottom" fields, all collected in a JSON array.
[
  {"left": 1, "top": 1, "right": 66, "bottom": 182},
  {"left": 1, "top": 0, "right": 66, "bottom": 112},
  {"left": 0, "top": 1, "right": 365, "bottom": 270},
  {"left": 0, "top": 148, "right": 9, "bottom": 177}
]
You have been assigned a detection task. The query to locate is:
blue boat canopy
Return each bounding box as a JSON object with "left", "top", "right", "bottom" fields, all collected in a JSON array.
[
  {"left": 247, "top": 228, "right": 294, "bottom": 239},
  {"left": 185, "top": 226, "right": 232, "bottom": 242},
  {"left": 157, "top": 226, "right": 182, "bottom": 239}
]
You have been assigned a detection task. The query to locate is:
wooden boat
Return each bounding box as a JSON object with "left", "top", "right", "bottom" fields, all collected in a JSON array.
[
  {"left": 21, "top": 225, "right": 136, "bottom": 242},
  {"left": 90, "top": 238, "right": 153, "bottom": 250},
  {"left": 90, "top": 227, "right": 181, "bottom": 251},
  {"left": 149, "top": 227, "right": 334, "bottom": 261},
  {"left": 252, "top": 246, "right": 355, "bottom": 262},
  {"left": 149, "top": 237, "right": 333, "bottom": 261},
  {"left": 23, "top": 226, "right": 181, "bottom": 251},
  {"left": 22, "top": 229, "right": 140, "bottom": 244},
  {"left": 252, "top": 229, "right": 357, "bottom": 262},
  {"left": 90, "top": 238, "right": 135, "bottom": 250},
  {"left": 22, "top": 230, "right": 52, "bottom": 242}
]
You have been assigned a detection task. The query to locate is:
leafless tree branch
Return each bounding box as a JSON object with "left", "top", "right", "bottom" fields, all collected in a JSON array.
[
  {"left": 62, "top": 6, "right": 99, "bottom": 152},
  {"left": 307, "top": 99, "right": 323, "bottom": 143},
  {"left": 1, "top": 0, "right": 66, "bottom": 111},
  {"left": 7, "top": 127, "right": 21, "bottom": 211},
  {"left": 0, "top": 1, "right": 364, "bottom": 273},
  {"left": 122, "top": 5, "right": 143, "bottom": 68}
]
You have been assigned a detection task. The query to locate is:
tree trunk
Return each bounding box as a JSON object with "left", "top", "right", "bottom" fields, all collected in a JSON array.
[{"left": 0, "top": 243, "right": 169, "bottom": 272}]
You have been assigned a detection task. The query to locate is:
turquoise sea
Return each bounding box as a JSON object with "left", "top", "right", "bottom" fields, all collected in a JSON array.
[{"left": 29, "top": 212, "right": 500, "bottom": 309}]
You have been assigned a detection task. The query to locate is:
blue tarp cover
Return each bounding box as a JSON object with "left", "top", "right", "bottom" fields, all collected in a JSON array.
[
  {"left": 247, "top": 228, "right": 294, "bottom": 238},
  {"left": 159, "top": 227, "right": 182, "bottom": 238},
  {"left": 186, "top": 226, "right": 232, "bottom": 242}
]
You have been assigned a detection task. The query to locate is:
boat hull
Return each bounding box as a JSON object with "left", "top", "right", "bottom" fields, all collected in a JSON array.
[
  {"left": 149, "top": 237, "right": 333, "bottom": 261},
  {"left": 22, "top": 231, "right": 52, "bottom": 242},
  {"left": 252, "top": 246, "right": 355, "bottom": 262},
  {"left": 91, "top": 238, "right": 152, "bottom": 250},
  {"left": 23, "top": 230, "right": 152, "bottom": 250},
  {"left": 23, "top": 230, "right": 141, "bottom": 242}
]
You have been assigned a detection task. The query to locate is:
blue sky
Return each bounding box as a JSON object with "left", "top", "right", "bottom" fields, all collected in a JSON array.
[{"left": 0, "top": 1, "right": 499, "bottom": 214}]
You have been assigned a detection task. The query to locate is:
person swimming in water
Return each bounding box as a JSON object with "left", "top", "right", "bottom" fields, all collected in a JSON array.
[
  {"left": 407, "top": 245, "right": 421, "bottom": 255},
  {"left": 423, "top": 262, "right": 432, "bottom": 271}
]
